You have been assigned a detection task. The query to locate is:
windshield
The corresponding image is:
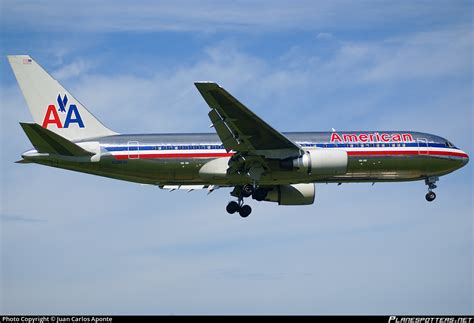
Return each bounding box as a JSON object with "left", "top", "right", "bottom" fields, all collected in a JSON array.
[{"left": 446, "top": 141, "right": 455, "bottom": 148}]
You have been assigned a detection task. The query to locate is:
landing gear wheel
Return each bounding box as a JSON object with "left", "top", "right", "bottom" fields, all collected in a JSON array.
[
  {"left": 424, "top": 177, "right": 439, "bottom": 202},
  {"left": 239, "top": 205, "right": 252, "bottom": 218},
  {"left": 252, "top": 188, "right": 268, "bottom": 201},
  {"left": 226, "top": 201, "right": 240, "bottom": 214},
  {"left": 242, "top": 184, "right": 254, "bottom": 198},
  {"left": 425, "top": 191, "right": 436, "bottom": 202}
]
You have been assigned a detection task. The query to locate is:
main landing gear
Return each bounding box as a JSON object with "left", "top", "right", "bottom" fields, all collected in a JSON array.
[
  {"left": 226, "top": 200, "right": 252, "bottom": 218},
  {"left": 425, "top": 176, "right": 439, "bottom": 202},
  {"left": 226, "top": 184, "right": 269, "bottom": 218}
]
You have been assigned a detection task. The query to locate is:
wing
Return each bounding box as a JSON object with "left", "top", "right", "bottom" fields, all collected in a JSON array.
[{"left": 194, "top": 82, "right": 304, "bottom": 160}]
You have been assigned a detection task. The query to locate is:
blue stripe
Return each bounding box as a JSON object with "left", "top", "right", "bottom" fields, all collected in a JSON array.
[
  {"left": 299, "top": 142, "right": 448, "bottom": 149},
  {"left": 105, "top": 145, "right": 225, "bottom": 152},
  {"left": 104, "top": 142, "right": 451, "bottom": 152}
]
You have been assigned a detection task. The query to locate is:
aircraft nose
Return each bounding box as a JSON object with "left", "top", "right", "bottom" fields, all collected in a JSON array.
[{"left": 462, "top": 152, "right": 469, "bottom": 166}]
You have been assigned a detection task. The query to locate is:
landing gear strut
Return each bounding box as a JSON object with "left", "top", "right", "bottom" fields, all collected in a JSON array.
[{"left": 425, "top": 176, "right": 438, "bottom": 202}]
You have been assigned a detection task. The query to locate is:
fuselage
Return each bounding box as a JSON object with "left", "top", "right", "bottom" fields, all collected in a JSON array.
[{"left": 23, "top": 131, "right": 469, "bottom": 187}]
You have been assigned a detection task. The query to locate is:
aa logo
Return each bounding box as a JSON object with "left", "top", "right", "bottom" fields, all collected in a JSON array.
[{"left": 42, "top": 94, "right": 84, "bottom": 129}]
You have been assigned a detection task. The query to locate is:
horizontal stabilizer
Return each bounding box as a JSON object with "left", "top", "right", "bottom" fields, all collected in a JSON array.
[
  {"left": 20, "top": 122, "right": 94, "bottom": 157},
  {"left": 15, "top": 158, "right": 33, "bottom": 164}
]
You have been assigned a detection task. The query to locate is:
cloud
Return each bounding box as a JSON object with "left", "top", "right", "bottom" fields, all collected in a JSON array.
[
  {"left": 52, "top": 59, "right": 95, "bottom": 80},
  {"left": 360, "top": 25, "right": 473, "bottom": 82},
  {"left": 1, "top": 1, "right": 470, "bottom": 33},
  {"left": 1, "top": 214, "right": 48, "bottom": 223},
  {"left": 316, "top": 32, "right": 333, "bottom": 40},
  {"left": 47, "top": 24, "right": 472, "bottom": 140}
]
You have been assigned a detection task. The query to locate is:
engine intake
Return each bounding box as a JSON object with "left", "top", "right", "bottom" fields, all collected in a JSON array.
[{"left": 280, "top": 149, "right": 348, "bottom": 175}]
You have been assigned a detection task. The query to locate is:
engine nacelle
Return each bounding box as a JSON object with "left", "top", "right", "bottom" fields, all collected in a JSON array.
[
  {"left": 264, "top": 183, "right": 315, "bottom": 205},
  {"left": 281, "top": 149, "right": 348, "bottom": 175}
]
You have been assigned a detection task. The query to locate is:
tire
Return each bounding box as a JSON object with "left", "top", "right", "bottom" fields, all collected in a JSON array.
[
  {"left": 425, "top": 192, "right": 436, "bottom": 202},
  {"left": 226, "top": 201, "right": 240, "bottom": 214},
  {"left": 239, "top": 205, "right": 252, "bottom": 218},
  {"left": 252, "top": 188, "right": 267, "bottom": 201}
]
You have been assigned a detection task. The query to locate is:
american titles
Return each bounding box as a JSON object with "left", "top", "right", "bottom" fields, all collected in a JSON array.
[{"left": 330, "top": 132, "right": 413, "bottom": 143}]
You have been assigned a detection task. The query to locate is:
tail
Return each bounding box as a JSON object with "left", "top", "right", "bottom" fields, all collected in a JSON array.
[{"left": 8, "top": 55, "right": 117, "bottom": 141}]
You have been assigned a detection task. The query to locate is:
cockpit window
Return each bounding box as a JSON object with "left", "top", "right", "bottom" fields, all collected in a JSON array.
[{"left": 446, "top": 141, "right": 454, "bottom": 148}]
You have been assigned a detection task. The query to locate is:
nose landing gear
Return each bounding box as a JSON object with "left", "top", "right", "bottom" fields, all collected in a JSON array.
[{"left": 425, "top": 176, "right": 439, "bottom": 202}]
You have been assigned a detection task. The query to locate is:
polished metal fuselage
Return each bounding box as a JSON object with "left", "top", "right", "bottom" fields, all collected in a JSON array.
[{"left": 24, "top": 131, "right": 469, "bottom": 187}]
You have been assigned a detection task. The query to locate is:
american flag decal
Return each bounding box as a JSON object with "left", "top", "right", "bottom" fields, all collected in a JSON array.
[{"left": 22, "top": 58, "right": 32, "bottom": 64}]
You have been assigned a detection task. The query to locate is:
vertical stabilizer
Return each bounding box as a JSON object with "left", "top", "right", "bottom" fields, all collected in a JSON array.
[{"left": 8, "top": 55, "right": 117, "bottom": 141}]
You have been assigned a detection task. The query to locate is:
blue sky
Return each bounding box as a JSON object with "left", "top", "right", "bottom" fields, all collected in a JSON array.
[{"left": 0, "top": 0, "right": 472, "bottom": 314}]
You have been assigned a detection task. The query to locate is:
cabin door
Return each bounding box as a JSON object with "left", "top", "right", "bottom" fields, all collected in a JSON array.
[{"left": 128, "top": 141, "right": 139, "bottom": 159}]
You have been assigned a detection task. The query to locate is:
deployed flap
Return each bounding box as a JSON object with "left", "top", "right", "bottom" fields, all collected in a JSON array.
[
  {"left": 20, "top": 122, "right": 94, "bottom": 157},
  {"left": 160, "top": 185, "right": 206, "bottom": 192},
  {"left": 195, "top": 82, "right": 303, "bottom": 159}
]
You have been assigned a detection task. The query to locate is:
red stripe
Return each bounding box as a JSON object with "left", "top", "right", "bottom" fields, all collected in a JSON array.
[
  {"left": 112, "top": 150, "right": 468, "bottom": 160},
  {"left": 347, "top": 150, "right": 468, "bottom": 158},
  {"left": 114, "top": 152, "right": 234, "bottom": 160}
]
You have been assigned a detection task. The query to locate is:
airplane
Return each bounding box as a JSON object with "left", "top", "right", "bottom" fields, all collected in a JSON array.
[{"left": 7, "top": 55, "right": 469, "bottom": 218}]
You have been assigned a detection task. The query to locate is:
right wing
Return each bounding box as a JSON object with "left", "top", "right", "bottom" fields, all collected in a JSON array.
[{"left": 195, "top": 82, "right": 304, "bottom": 160}]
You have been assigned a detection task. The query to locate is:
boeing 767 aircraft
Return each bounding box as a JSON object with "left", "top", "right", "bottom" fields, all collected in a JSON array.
[{"left": 8, "top": 55, "right": 469, "bottom": 217}]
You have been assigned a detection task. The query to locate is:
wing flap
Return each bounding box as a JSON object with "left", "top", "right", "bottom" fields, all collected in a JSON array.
[{"left": 208, "top": 108, "right": 244, "bottom": 151}]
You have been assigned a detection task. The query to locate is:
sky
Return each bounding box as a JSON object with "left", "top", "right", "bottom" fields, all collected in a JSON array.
[{"left": 0, "top": 0, "right": 472, "bottom": 315}]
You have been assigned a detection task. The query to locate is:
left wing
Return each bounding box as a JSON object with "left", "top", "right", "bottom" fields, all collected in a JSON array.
[{"left": 195, "top": 82, "right": 304, "bottom": 160}]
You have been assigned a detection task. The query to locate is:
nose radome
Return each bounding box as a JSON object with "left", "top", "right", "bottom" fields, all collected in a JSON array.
[{"left": 462, "top": 152, "right": 469, "bottom": 166}]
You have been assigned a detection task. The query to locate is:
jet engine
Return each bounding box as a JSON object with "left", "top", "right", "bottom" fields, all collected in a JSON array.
[
  {"left": 280, "top": 149, "right": 348, "bottom": 175},
  {"left": 264, "top": 183, "right": 315, "bottom": 205}
]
